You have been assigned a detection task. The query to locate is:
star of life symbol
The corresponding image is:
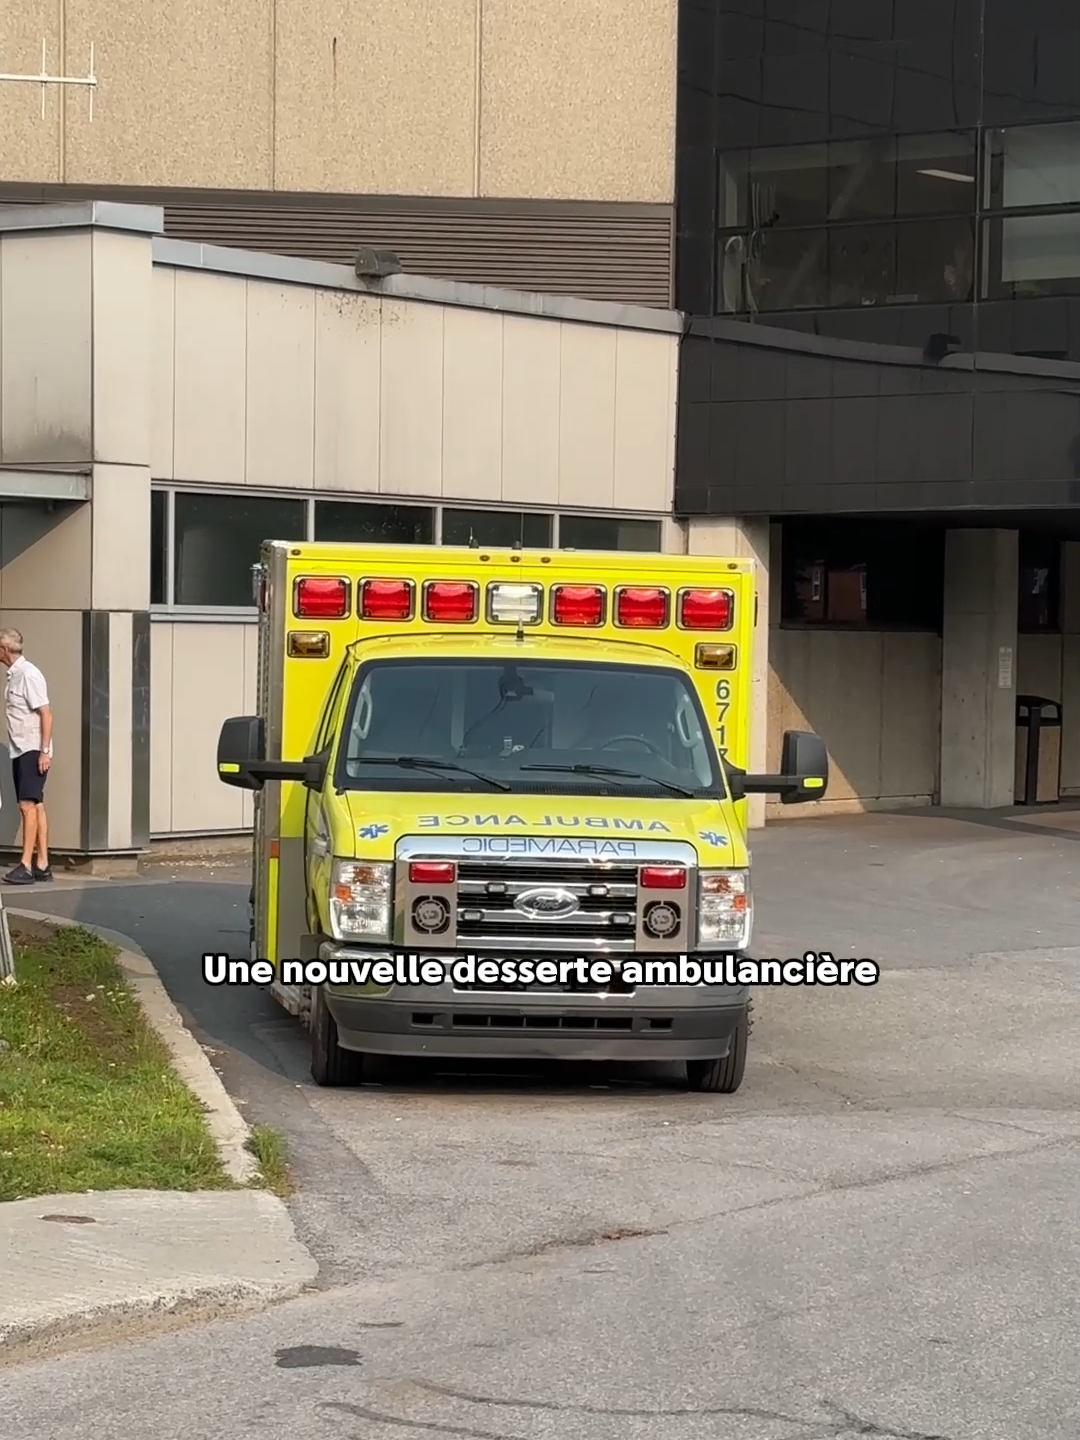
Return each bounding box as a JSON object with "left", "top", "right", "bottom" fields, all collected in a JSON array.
[
  {"left": 358, "top": 823, "right": 390, "bottom": 840},
  {"left": 699, "top": 830, "right": 728, "bottom": 847}
]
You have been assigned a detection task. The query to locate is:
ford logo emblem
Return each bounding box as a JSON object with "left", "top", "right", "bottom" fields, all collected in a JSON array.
[{"left": 514, "top": 886, "right": 579, "bottom": 919}]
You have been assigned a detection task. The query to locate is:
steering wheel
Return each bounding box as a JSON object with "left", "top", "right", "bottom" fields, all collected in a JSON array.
[{"left": 600, "top": 735, "right": 666, "bottom": 758}]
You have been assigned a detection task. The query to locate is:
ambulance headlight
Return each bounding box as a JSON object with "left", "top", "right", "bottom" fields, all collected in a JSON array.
[
  {"left": 329, "top": 860, "right": 392, "bottom": 941},
  {"left": 697, "top": 869, "right": 752, "bottom": 950}
]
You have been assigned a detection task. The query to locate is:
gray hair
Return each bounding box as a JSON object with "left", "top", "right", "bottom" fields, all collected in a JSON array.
[{"left": 0, "top": 628, "right": 24, "bottom": 654}]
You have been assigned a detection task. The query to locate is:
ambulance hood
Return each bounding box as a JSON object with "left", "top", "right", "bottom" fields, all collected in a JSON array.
[{"left": 344, "top": 791, "right": 747, "bottom": 867}]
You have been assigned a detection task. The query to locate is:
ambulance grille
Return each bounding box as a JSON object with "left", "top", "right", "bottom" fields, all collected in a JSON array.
[{"left": 456, "top": 859, "right": 639, "bottom": 949}]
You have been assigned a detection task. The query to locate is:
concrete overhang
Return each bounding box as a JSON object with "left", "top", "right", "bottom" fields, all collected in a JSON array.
[
  {"left": 0, "top": 468, "right": 91, "bottom": 502},
  {"left": 0, "top": 200, "right": 164, "bottom": 238}
]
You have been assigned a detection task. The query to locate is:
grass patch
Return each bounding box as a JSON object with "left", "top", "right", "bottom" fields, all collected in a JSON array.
[
  {"left": 247, "top": 1125, "right": 294, "bottom": 1198},
  {"left": 0, "top": 925, "right": 231, "bottom": 1202}
]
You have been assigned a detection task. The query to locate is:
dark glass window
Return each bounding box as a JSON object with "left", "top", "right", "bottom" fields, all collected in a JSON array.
[
  {"left": 780, "top": 520, "right": 945, "bottom": 631},
  {"left": 719, "top": 218, "right": 975, "bottom": 313},
  {"left": 718, "top": 134, "right": 977, "bottom": 231},
  {"left": 982, "top": 122, "right": 1080, "bottom": 300},
  {"left": 150, "top": 490, "right": 167, "bottom": 605},
  {"left": 314, "top": 500, "right": 433, "bottom": 545},
  {"left": 559, "top": 515, "right": 662, "bottom": 551},
  {"left": 715, "top": 134, "right": 977, "bottom": 314},
  {"left": 987, "top": 121, "right": 1080, "bottom": 210},
  {"left": 441, "top": 509, "right": 553, "bottom": 547},
  {"left": 1017, "top": 533, "right": 1061, "bottom": 633},
  {"left": 989, "top": 211, "right": 1080, "bottom": 298},
  {"left": 174, "top": 492, "right": 306, "bottom": 607}
]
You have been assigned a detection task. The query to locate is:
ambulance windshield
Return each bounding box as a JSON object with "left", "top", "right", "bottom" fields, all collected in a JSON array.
[{"left": 336, "top": 658, "right": 724, "bottom": 797}]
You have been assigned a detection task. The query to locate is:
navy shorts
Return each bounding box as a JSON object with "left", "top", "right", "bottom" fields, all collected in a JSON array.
[{"left": 12, "top": 751, "right": 48, "bottom": 804}]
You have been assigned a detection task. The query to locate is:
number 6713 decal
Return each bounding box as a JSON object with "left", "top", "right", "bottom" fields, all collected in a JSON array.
[{"left": 715, "top": 679, "right": 731, "bottom": 758}]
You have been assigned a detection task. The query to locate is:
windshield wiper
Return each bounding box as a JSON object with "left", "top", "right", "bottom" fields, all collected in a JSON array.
[
  {"left": 354, "top": 755, "right": 512, "bottom": 792},
  {"left": 519, "top": 762, "right": 696, "bottom": 798}
]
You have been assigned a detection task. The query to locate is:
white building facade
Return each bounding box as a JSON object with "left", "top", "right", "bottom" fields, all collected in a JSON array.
[{"left": 0, "top": 201, "right": 693, "bottom": 861}]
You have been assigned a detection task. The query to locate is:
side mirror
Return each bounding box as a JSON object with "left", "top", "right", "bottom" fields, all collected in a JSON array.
[
  {"left": 776, "top": 730, "right": 828, "bottom": 804},
  {"left": 726, "top": 729, "right": 829, "bottom": 805},
  {"left": 217, "top": 715, "right": 326, "bottom": 792}
]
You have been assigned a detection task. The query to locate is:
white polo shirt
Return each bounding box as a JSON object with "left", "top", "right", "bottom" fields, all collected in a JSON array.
[{"left": 6, "top": 655, "right": 51, "bottom": 757}]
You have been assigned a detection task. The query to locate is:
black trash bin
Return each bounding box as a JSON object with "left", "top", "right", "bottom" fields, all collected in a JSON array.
[{"left": 1014, "top": 695, "right": 1063, "bottom": 806}]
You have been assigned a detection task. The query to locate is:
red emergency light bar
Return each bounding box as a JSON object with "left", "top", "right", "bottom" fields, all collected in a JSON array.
[
  {"left": 551, "top": 584, "right": 605, "bottom": 626},
  {"left": 423, "top": 580, "right": 479, "bottom": 623},
  {"left": 361, "top": 578, "right": 415, "bottom": 620},
  {"left": 409, "top": 861, "right": 456, "bottom": 884},
  {"left": 294, "top": 576, "right": 350, "bottom": 619},
  {"left": 677, "top": 587, "right": 734, "bottom": 630},
  {"left": 614, "top": 586, "right": 669, "bottom": 628},
  {"left": 640, "top": 866, "right": 687, "bottom": 889}
]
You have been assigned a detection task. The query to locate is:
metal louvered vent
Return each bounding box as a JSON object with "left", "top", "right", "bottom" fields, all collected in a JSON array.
[
  {"left": 160, "top": 202, "right": 673, "bottom": 307},
  {"left": 0, "top": 185, "right": 674, "bottom": 308}
]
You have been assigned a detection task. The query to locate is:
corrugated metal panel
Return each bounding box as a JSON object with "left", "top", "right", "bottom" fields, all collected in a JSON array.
[
  {"left": 160, "top": 204, "right": 673, "bottom": 306},
  {"left": 0, "top": 184, "right": 674, "bottom": 307}
]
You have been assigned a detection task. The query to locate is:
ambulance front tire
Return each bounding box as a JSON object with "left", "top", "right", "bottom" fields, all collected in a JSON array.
[
  {"left": 310, "top": 989, "right": 366, "bottom": 1087},
  {"left": 684, "top": 1003, "right": 750, "bottom": 1094}
]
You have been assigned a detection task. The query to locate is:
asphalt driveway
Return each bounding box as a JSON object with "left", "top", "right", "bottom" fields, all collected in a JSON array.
[{"left": 6, "top": 805, "right": 1078, "bottom": 1440}]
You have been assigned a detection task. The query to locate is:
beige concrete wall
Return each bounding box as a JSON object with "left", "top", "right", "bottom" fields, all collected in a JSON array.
[
  {"left": 0, "top": 215, "right": 155, "bottom": 854},
  {"left": 0, "top": 0, "right": 676, "bottom": 203},
  {"left": 151, "top": 621, "right": 257, "bottom": 834},
  {"left": 0, "top": 230, "right": 92, "bottom": 464},
  {"left": 154, "top": 266, "right": 679, "bottom": 511},
  {"left": 0, "top": 600, "right": 84, "bottom": 851},
  {"left": 151, "top": 262, "right": 678, "bottom": 833},
  {"left": 767, "top": 629, "right": 942, "bottom": 818}
]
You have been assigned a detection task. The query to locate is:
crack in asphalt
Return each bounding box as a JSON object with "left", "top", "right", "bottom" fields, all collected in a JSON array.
[
  {"left": 401, "top": 1379, "right": 816, "bottom": 1421},
  {"left": 466, "top": 1225, "right": 668, "bottom": 1270},
  {"left": 944, "top": 1110, "right": 1077, "bottom": 1139},
  {"left": 818, "top": 1399, "right": 950, "bottom": 1439},
  {"left": 322, "top": 1402, "right": 517, "bottom": 1439},
  {"left": 320, "top": 1388, "right": 952, "bottom": 1440},
  {"left": 685, "top": 1132, "right": 1076, "bottom": 1229},
  {"left": 447, "top": 1132, "right": 1075, "bottom": 1279}
]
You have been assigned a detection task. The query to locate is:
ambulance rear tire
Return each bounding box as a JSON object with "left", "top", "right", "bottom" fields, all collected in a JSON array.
[
  {"left": 311, "top": 990, "right": 365, "bottom": 1087},
  {"left": 685, "top": 1005, "right": 749, "bottom": 1094}
]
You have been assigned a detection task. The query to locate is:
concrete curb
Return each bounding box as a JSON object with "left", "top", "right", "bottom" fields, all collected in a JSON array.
[
  {"left": 0, "top": 1190, "right": 319, "bottom": 1364},
  {"left": 6, "top": 908, "right": 260, "bottom": 1186}
]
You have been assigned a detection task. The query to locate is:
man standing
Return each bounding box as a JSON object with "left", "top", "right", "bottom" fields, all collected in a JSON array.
[{"left": 0, "top": 628, "right": 53, "bottom": 884}]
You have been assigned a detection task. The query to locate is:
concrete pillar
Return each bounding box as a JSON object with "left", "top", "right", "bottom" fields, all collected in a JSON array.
[
  {"left": 685, "top": 515, "right": 770, "bottom": 827},
  {"left": 940, "top": 528, "right": 1019, "bottom": 808},
  {"left": 0, "top": 205, "right": 157, "bottom": 865}
]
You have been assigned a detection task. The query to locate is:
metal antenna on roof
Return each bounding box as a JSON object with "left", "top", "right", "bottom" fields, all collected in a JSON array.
[{"left": 0, "top": 40, "right": 97, "bottom": 120}]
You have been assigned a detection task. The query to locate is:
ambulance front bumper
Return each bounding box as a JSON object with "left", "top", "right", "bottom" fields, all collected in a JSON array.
[{"left": 316, "top": 943, "right": 748, "bottom": 1063}]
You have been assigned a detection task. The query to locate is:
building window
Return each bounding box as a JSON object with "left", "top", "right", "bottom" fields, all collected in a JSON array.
[
  {"left": 315, "top": 499, "right": 433, "bottom": 545},
  {"left": 174, "top": 492, "right": 307, "bottom": 608},
  {"left": 716, "top": 133, "right": 977, "bottom": 315},
  {"left": 151, "top": 488, "right": 666, "bottom": 610},
  {"left": 984, "top": 122, "right": 1080, "bottom": 299},
  {"left": 1017, "top": 534, "right": 1061, "bottom": 633},
  {"left": 780, "top": 520, "right": 945, "bottom": 631},
  {"left": 559, "top": 515, "right": 662, "bottom": 551},
  {"left": 441, "top": 508, "right": 553, "bottom": 547},
  {"left": 150, "top": 490, "right": 167, "bottom": 605}
]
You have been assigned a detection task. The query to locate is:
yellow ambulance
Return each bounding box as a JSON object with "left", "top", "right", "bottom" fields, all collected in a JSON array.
[{"left": 216, "top": 540, "right": 828, "bottom": 1093}]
